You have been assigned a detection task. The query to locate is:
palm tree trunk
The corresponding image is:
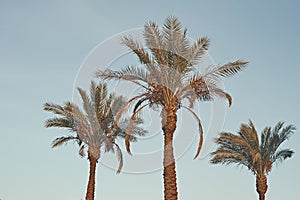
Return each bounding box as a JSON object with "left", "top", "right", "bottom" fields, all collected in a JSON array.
[
  {"left": 256, "top": 174, "right": 268, "bottom": 200},
  {"left": 85, "top": 152, "right": 98, "bottom": 200},
  {"left": 161, "top": 107, "right": 178, "bottom": 200}
]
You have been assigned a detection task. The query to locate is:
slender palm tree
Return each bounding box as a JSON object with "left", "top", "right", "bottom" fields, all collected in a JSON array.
[
  {"left": 211, "top": 120, "right": 295, "bottom": 200},
  {"left": 96, "top": 16, "right": 247, "bottom": 200},
  {"left": 43, "top": 81, "right": 146, "bottom": 200}
]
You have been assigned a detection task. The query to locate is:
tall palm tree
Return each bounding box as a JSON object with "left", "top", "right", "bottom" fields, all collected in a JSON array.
[
  {"left": 211, "top": 120, "right": 295, "bottom": 200},
  {"left": 97, "top": 16, "right": 247, "bottom": 200},
  {"left": 43, "top": 81, "right": 146, "bottom": 200}
]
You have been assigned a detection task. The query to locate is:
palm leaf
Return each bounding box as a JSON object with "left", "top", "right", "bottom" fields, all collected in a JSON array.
[
  {"left": 186, "top": 37, "right": 210, "bottom": 66},
  {"left": 205, "top": 60, "right": 248, "bottom": 78},
  {"left": 113, "top": 143, "right": 124, "bottom": 174},
  {"left": 182, "top": 106, "right": 204, "bottom": 159},
  {"left": 272, "top": 149, "right": 294, "bottom": 164},
  {"left": 45, "top": 117, "right": 76, "bottom": 131},
  {"left": 78, "top": 144, "right": 86, "bottom": 157},
  {"left": 51, "top": 136, "right": 79, "bottom": 148},
  {"left": 144, "top": 21, "right": 166, "bottom": 65}
]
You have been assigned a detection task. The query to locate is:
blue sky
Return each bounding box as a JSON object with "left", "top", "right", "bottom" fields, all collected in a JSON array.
[{"left": 1, "top": 0, "right": 300, "bottom": 199}]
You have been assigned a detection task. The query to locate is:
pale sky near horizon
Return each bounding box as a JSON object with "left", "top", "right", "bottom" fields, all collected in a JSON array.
[{"left": 1, "top": 0, "right": 300, "bottom": 200}]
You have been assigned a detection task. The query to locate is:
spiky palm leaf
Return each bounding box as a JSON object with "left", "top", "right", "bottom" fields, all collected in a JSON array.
[
  {"left": 44, "top": 81, "right": 146, "bottom": 173},
  {"left": 211, "top": 121, "right": 295, "bottom": 200},
  {"left": 211, "top": 121, "right": 295, "bottom": 175}
]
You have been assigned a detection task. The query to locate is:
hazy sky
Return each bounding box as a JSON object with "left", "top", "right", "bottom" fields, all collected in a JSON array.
[{"left": 1, "top": 0, "right": 300, "bottom": 200}]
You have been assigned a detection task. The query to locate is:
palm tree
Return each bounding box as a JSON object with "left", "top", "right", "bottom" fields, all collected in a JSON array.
[
  {"left": 211, "top": 120, "right": 295, "bottom": 200},
  {"left": 96, "top": 16, "right": 247, "bottom": 200},
  {"left": 43, "top": 81, "right": 146, "bottom": 200}
]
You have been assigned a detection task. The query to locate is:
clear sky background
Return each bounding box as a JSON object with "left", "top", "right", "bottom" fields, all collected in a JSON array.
[{"left": 1, "top": 0, "right": 300, "bottom": 200}]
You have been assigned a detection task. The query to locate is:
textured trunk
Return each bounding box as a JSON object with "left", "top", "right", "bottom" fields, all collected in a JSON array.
[
  {"left": 256, "top": 174, "right": 268, "bottom": 200},
  {"left": 162, "top": 107, "right": 178, "bottom": 200},
  {"left": 85, "top": 151, "right": 99, "bottom": 200}
]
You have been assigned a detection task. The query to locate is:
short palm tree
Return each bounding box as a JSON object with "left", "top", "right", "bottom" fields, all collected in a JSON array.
[
  {"left": 97, "top": 16, "right": 247, "bottom": 200},
  {"left": 211, "top": 121, "right": 295, "bottom": 200},
  {"left": 43, "top": 81, "right": 146, "bottom": 200}
]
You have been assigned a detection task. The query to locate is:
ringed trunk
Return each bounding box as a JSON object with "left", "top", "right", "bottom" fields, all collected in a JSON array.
[
  {"left": 162, "top": 107, "right": 178, "bottom": 200},
  {"left": 85, "top": 150, "right": 100, "bottom": 200},
  {"left": 256, "top": 174, "right": 268, "bottom": 200}
]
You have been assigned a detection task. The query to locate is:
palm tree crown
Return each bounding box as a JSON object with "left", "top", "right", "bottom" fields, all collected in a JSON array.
[
  {"left": 211, "top": 120, "right": 295, "bottom": 174},
  {"left": 43, "top": 81, "right": 146, "bottom": 200},
  {"left": 211, "top": 120, "right": 295, "bottom": 200},
  {"left": 97, "top": 16, "right": 247, "bottom": 157}
]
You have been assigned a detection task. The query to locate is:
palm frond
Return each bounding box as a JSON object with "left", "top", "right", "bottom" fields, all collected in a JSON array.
[
  {"left": 133, "top": 97, "right": 148, "bottom": 114},
  {"left": 113, "top": 143, "right": 124, "bottom": 174},
  {"left": 113, "top": 93, "right": 148, "bottom": 128},
  {"left": 216, "top": 132, "right": 252, "bottom": 151},
  {"left": 51, "top": 136, "right": 79, "bottom": 148},
  {"left": 182, "top": 106, "right": 204, "bottom": 159},
  {"left": 271, "top": 149, "right": 294, "bottom": 164},
  {"left": 162, "top": 16, "right": 182, "bottom": 51},
  {"left": 110, "top": 95, "right": 126, "bottom": 116},
  {"left": 239, "top": 121, "right": 259, "bottom": 151},
  {"left": 208, "top": 87, "right": 233, "bottom": 107},
  {"left": 122, "top": 36, "right": 153, "bottom": 65},
  {"left": 125, "top": 103, "right": 149, "bottom": 155},
  {"left": 79, "top": 144, "right": 86, "bottom": 157},
  {"left": 205, "top": 60, "right": 248, "bottom": 79},
  {"left": 44, "top": 117, "right": 76, "bottom": 131},
  {"left": 260, "top": 126, "right": 272, "bottom": 160},
  {"left": 43, "top": 102, "right": 65, "bottom": 116},
  {"left": 186, "top": 37, "right": 210, "bottom": 66},
  {"left": 210, "top": 149, "right": 251, "bottom": 170},
  {"left": 96, "top": 67, "right": 149, "bottom": 90},
  {"left": 181, "top": 74, "right": 232, "bottom": 107},
  {"left": 267, "top": 122, "right": 296, "bottom": 161},
  {"left": 77, "top": 87, "right": 94, "bottom": 119},
  {"left": 89, "top": 81, "right": 97, "bottom": 105},
  {"left": 144, "top": 21, "right": 166, "bottom": 65},
  {"left": 278, "top": 124, "right": 296, "bottom": 143}
]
